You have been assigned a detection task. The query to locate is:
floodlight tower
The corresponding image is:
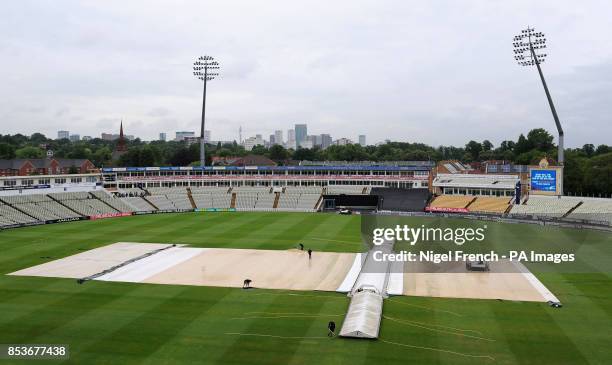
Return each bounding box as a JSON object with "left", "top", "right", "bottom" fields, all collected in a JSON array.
[
  {"left": 513, "top": 27, "right": 564, "bottom": 165},
  {"left": 193, "top": 56, "right": 220, "bottom": 167}
]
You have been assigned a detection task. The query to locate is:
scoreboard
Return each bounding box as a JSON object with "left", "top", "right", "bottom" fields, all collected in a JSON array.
[{"left": 529, "top": 160, "right": 563, "bottom": 195}]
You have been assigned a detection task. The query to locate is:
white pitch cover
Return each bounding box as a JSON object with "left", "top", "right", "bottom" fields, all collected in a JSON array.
[{"left": 97, "top": 247, "right": 207, "bottom": 283}]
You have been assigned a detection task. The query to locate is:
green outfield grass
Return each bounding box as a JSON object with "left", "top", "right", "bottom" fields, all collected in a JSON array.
[{"left": 1, "top": 212, "right": 611, "bottom": 364}]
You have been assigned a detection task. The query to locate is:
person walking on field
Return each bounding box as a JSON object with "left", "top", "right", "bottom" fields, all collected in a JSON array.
[
  {"left": 328, "top": 321, "right": 336, "bottom": 337},
  {"left": 308, "top": 249, "right": 312, "bottom": 260}
]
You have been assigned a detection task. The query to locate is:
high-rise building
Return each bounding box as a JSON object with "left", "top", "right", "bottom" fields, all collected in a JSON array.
[
  {"left": 274, "top": 130, "right": 283, "bottom": 145},
  {"left": 334, "top": 138, "right": 353, "bottom": 146},
  {"left": 175, "top": 131, "right": 195, "bottom": 141},
  {"left": 269, "top": 134, "right": 276, "bottom": 145},
  {"left": 300, "top": 139, "right": 313, "bottom": 149},
  {"left": 287, "top": 129, "right": 296, "bottom": 149},
  {"left": 294, "top": 124, "right": 307, "bottom": 148},
  {"left": 204, "top": 130, "right": 211, "bottom": 143},
  {"left": 359, "top": 135, "right": 366, "bottom": 146},
  {"left": 306, "top": 135, "right": 321, "bottom": 148},
  {"left": 101, "top": 133, "right": 114, "bottom": 141},
  {"left": 159, "top": 133, "right": 167, "bottom": 141},
  {"left": 69, "top": 134, "right": 80, "bottom": 142},
  {"left": 320, "top": 134, "right": 332, "bottom": 149},
  {"left": 243, "top": 135, "right": 264, "bottom": 151},
  {"left": 57, "top": 130, "right": 69, "bottom": 140},
  {"left": 82, "top": 136, "right": 92, "bottom": 141}
]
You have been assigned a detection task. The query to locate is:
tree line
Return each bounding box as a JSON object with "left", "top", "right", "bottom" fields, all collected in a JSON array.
[{"left": 0, "top": 128, "right": 609, "bottom": 195}]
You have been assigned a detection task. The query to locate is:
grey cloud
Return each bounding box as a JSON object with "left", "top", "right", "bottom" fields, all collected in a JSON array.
[{"left": 0, "top": 0, "right": 610, "bottom": 147}]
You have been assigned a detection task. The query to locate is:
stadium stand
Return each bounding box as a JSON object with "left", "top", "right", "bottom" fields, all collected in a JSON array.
[
  {"left": 145, "top": 195, "right": 176, "bottom": 210},
  {"left": 0, "top": 200, "right": 40, "bottom": 226},
  {"left": 566, "top": 198, "right": 612, "bottom": 225},
  {"left": 276, "top": 192, "right": 300, "bottom": 210},
  {"left": 144, "top": 187, "right": 193, "bottom": 210},
  {"left": 509, "top": 196, "right": 582, "bottom": 218},
  {"left": 90, "top": 191, "right": 134, "bottom": 213},
  {"left": 121, "top": 197, "right": 156, "bottom": 212},
  {"left": 429, "top": 195, "right": 474, "bottom": 209},
  {"left": 49, "top": 192, "right": 119, "bottom": 216},
  {"left": 296, "top": 193, "right": 321, "bottom": 211},
  {"left": 116, "top": 188, "right": 146, "bottom": 197},
  {"left": 286, "top": 186, "right": 323, "bottom": 194},
  {"left": 234, "top": 191, "right": 258, "bottom": 210},
  {"left": 468, "top": 197, "right": 512, "bottom": 214},
  {"left": 273, "top": 187, "right": 322, "bottom": 212},
  {"left": 326, "top": 185, "right": 370, "bottom": 195},
  {"left": 254, "top": 191, "right": 276, "bottom": 209},
  {"left": 371, "top": 188, "right": 430, "bottom": 211},
  {"left": 0, "top": 194, "right": 75, "bottom": 221}
]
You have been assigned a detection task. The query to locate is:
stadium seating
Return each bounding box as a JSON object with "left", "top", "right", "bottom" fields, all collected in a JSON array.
[
  {"left": 429, "top": 195, "right": 474, "bottom": 209},
  {"left": 90, "top": 191, "right": 134, "bottom": 213},
  {"left": 116, "top": 188, "right": 146, "bottom": 197},
  {"left": 276, "top": 193, "right": 300, "bottom": 209},
  {"left": 11, "top": 202, "right": 61, "bottom": 221},
  {"left": 142, "top": 187, "right": 193, "bottom": 210},
  {"left": 254, "top": 192, "right": 276, "bottom": 209},
  {"left": 37, "top": 201, "right": 82, "bottom": 219},
  {"left": 49, "top": 192, "right": 119, "bottom": 216},
  {"left": 285, "top": 186, "right": 323, "bottom": 194},
  {"left": 190, "top": 187, "right": 232, "bottom": 209},
  {"left": 563, "top": 197, "right": 612, "bottom": 225},
  {"left": 297, "top": 193, "right": 321, "bottom": 211},
  {"left": 0, "top": 201, "right": 40, "bottom": 226},
  {"left": 468, "top": 197, "right": 511, "bottom": 214},
  {"left": 234, "top": 192, "right": 258, "bottom": 210},
  {"left": 121, "top": 197, "right": 156, "bottom": 212},
  {"left": 212, "top": 193, "right": 232, "bottom": 208},
  {"left": 146, "top": 195, "right": 176, "bottom": 210},
  {"left": 0, "top": 194, "right": 78, "bottom": 221},
  {"left": 509, "top": 196, "right": 582, "bottom": 218},
  {"left": 326, "top": 186, "right": 370, "bottom": 195}
]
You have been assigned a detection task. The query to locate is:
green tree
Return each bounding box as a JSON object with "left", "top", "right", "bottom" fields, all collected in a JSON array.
[
  {"left": 269, "top": 144, "right": 289, "bottom": 161},
  {"left": 482, "top": 140, "right": 493, "bottom": 151},
  {"left": 584, "top": 152, "right": 612, "bottom": 196},
  {"left": 0, "top": 142, "right": 16, "bottom": 159},
  {"left": 250, "top": 145, "right": 268, "bottom": 155},
  {"left": 293, "top": 148, "right": 317, "bottom": 161},
  {"left": 526, "top": 128, "right": 554, "bottom": 151},
  {"left": 514, "top": 134, "right": 531, "bottom": 155},
  {"left": 30, "top": 133, "right": 48, "bottom": 145},
  {"left": 582, "top": 144, "right": 595, "bottom": 157},
  {"left": 465, "top": 141, "right": 482, "bottom": 161},
  {"left": 15, "top": 146, "right": 45, "bottom": 159},
  {"left": 92, "top": 147, "right": 112, "bottom": 166},
  {"left": 595, "top": 145, "right": 610, "bottom": 155}
]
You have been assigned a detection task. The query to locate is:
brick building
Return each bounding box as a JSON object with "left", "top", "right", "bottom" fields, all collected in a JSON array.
[{"left": 0, "top": 159, "right": 96, "bottom": 176}]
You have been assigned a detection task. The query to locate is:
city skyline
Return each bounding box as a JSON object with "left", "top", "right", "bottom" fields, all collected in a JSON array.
[
  {"left": 1, "top": 1, "right": 611, "bottom": 148},
  {"left": 52, "top": 122, "right": 366, "bottom": 150}
]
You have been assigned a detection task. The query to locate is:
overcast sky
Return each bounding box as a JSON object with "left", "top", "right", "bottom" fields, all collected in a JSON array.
[{"left": 1, "top": 0, "right": 611, "bottom": 147}]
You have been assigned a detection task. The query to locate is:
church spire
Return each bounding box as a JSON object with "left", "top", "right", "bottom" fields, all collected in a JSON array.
[{"left": 116, "top": 119, "right": 127, "bottom": 152}]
